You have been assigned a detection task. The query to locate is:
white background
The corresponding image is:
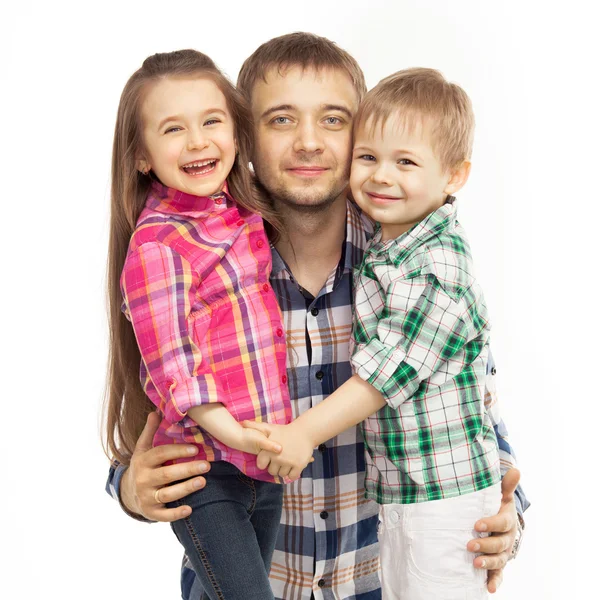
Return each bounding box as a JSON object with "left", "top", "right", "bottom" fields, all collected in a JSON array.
[{"left": 2, "top": 0, "right": 598, "bottom": 598}]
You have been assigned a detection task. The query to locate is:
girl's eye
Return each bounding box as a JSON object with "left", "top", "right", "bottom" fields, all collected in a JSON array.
[
  {"left": 204, "top": 119, "right": 220, "bottom": 126},
  {"left": 398, "top": 158, "right": 416, "bottom": 166},
  {"left": 165, "top": 126, "right": 182, "bottom": 134}
]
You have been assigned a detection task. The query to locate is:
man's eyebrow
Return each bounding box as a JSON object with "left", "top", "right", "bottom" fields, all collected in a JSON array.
[
  {"left": 322, "top": 104, "right": 353, "bottom": 118},
  {"left": 261, "top": 104, "right": 295, "bottom": 119}
]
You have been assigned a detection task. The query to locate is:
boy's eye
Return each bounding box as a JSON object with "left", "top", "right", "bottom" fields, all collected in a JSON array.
[
  {"left": 357, "top": 154, "right": 376, "bottom": 162},
  {"left": 398, "top": 158, "right": 416, "bottom": 166}
]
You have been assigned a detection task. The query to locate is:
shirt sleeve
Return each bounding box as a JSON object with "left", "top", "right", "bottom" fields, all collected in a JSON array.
[
  {"left": 484, "top": 350, "right": 531, "bottom": 516},
  {"left": 121, "top": 242, "right": 226, "bottom": 424},
  {"left": 352, "top": 274, "right": 476, "bottom": 410}
]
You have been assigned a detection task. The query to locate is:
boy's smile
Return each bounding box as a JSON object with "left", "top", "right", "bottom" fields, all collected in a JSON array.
[{"left": 351, "top": 114, "right": 466, "bottom": 241}]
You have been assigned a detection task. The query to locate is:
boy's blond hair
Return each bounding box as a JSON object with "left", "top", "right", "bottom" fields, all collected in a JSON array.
[{"left": 355, "top": 68, "right": 475, "bottom": 171}]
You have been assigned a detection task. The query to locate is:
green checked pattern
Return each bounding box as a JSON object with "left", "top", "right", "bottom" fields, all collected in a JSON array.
[{"left": 351, "top": 198, "right": 501, "bottom": 504}]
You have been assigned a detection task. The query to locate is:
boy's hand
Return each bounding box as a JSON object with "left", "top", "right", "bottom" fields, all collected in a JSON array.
[{"left": 243, "top": 421, "right": 315, "bottom": 480}]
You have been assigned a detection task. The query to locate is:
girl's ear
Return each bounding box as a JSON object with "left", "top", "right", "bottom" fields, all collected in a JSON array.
[
  {"left": 137, "top": 159, "right": 151, "bottom": 175},
  {"left": 443, "top": 160, "right": 471, "bottom": 196}
]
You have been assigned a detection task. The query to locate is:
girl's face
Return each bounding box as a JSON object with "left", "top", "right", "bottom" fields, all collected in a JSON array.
[{"left": 139, "top": 76, "right": 236, "bottom": 197}]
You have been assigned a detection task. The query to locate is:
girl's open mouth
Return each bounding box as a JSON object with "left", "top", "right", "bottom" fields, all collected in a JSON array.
[{"left": 181, "top": 159, "right": 218, "bottom": 176}]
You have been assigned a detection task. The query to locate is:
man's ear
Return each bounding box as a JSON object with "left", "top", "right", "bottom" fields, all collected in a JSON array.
[
  {"left": 137, "top": 159, "right": 151, "bottom": 175},
  {"left": 444, "top": 160, "right": 471, "bottom": 196}
]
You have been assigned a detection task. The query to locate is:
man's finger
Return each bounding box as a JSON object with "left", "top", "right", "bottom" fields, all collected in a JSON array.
[
  {"left": 154, "top": 476, "right": 207, "bottom": 505},
  {"left": 243, "top": 420, "right": 274, "bottom": 435},
  {"left": 148, "top": 504, "right": 193, "bottom": 523},
  {"left": 474, "top": 552, "right": 509, "bottom": 571},
  {"left": 150, "top": 460, "right": 210, "bottom": 488},
  {"left": 500, "top": 468, "right": 520, "bottom": 500},
  {"left": 134, "top": 411, "right": 162, "bottom": 454},
  {"left": 473, "top": 532, "right": 511, "bottom": 555},
  {"left": 475, "top": 510, "right": 513, "bottom": 534},
  {"left": 487, "top": 568, "right": 503, "bottom": 593}
]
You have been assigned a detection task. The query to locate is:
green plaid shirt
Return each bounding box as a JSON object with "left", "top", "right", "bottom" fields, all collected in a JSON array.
[{"left": 351, "top": 197, "right": 501, "bottom": 504}]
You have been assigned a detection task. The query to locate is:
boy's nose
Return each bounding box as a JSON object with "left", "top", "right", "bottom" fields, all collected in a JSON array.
[{"left": 371, "top": 165, "right": 393, "bottom": 185}]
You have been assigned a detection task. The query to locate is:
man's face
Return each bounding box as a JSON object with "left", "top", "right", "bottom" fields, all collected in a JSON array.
[{"left": 250, "top": 66, "right": 360, "bottom": 211}]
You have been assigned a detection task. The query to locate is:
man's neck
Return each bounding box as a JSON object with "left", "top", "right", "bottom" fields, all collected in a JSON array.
[{"left": 274, "top": 193, "right": 347, "bottom": 297}]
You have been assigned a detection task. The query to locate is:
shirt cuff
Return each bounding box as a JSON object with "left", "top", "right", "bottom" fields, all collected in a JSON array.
[
  {"left": 164, "top": 374, "right": 228, "bottom": 424},
  {"left": 352, "top": 338, "right": 420, "bottom": 409},
  {"left": 106, "top": 461, "right": 154, "bottom": 523}
]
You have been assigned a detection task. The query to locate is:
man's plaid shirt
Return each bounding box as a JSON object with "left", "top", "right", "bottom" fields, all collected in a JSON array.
[
  {"left": 352, "top": 198, "right": 501, "bottom": 505},
  {"left": 106, "top": 199, "right": 529, "bottom": 600}
]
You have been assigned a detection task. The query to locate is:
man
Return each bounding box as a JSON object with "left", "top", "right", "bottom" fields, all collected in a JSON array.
[{"left": 107, "top": 32, "right": 529, "bottom": 600}]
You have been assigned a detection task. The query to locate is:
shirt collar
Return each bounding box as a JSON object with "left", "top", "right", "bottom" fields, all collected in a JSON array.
[
  {"left": 145, "top": 181, "right": 232, "bottom": 218},
  {"left": 368, "top": 196, "right": 458, "bottom": 264}
]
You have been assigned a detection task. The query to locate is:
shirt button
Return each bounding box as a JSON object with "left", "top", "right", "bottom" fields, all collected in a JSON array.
[
  {"left": 491, "top": 367, "right": 497, "bottom": 376},
  {"left": 276, "top": 328, "right": 283, "bottom": 337},
  {"left": 310, "top": 307, "right": 319, "bottom": 317},
  {"left": 281, "top": 375, "right": 287, "bottom": 384},
  {"left": 318, "top": 579, "right": 325, "bottom": 588},
  {"left": 263, "top": 283, "right": 269, "bottom": 292},
  {"left": 236, "top": 219, "right": 244, "bottom": 226},
  {"left": 214, "top": 198, "right": 222, "bottom": 205},
  {"left": 320, "top": 510, "right": 329, "bottom": 519},
  {"left": 315, "top": 371, "right": 324, "bottom": 381},
  {"left": 257, "top": 239, "right": 265, "bottom": 248},
  {"left": 318, "top": 444, "right": 326, "bottom": 453},
  {"left": 390, "top": 511, "right": 399, "bottom": 524}
]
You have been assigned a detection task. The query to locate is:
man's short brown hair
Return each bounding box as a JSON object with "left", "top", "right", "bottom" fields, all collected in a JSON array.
[
  {"left": 237, "top": 32, "right": 366, "bottom": 102},
  {"left": 355, "top": 68, "right": 475, "bottom": 171}
]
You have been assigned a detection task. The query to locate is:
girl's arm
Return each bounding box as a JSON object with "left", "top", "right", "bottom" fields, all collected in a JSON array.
[{"left": 188, "top": 405, "right": 282, "bottom": 455}]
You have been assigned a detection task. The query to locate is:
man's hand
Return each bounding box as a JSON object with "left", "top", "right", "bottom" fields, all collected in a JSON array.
[
  {"left": 120, "top": 412, "right": 211, "bottom": 522},
  {"left": 243, "top": 421, "right": 314, "bottom": 480},
  {"left": 467, "top": 468, "right": 521, "bottom": 593}
]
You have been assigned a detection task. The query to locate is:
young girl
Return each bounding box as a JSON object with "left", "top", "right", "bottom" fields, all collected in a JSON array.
[{"left": 104, "top": 49, "right": 300, "bottom": 600}]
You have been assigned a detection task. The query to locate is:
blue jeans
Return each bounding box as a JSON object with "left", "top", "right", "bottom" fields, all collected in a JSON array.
[{"left": 168, "top": 460, "right": 283, "bottom": 600}]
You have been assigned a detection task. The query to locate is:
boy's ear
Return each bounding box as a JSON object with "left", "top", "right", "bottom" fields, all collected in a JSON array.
[
  {"left": 444, "top": 160, "right": 471, "bottom": 196},
  {"left": 137, "top": 159, "right": 151, "bottom": 175}
]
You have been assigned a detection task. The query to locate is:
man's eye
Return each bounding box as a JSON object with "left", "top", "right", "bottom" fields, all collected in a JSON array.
[
  {"left": 398, "top": 159, "right": 416, "bottom": 166},
  {"left": 324, "top": 116, "right": 342, "bottom": 126},
  {"left": 271, "top": 116, "right": 291, "bottom": 125}
]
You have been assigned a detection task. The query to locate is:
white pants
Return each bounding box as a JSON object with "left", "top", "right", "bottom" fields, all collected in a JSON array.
[{"left": 378, "top": 483, "right": 502, "bottom": 600}]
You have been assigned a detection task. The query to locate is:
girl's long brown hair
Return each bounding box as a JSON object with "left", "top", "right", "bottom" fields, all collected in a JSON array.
[{"left": 103, "top": 49, "right": 282, "bottom": 465}]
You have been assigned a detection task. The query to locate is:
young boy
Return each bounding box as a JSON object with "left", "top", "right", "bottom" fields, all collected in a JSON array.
[{"left": 245, "top": 68, "right": 502, "bottom": 599}]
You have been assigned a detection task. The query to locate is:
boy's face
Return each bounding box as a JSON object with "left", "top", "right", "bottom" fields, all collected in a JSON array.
[{"left": 351, "top": 114, "right": 459, "bottom": 241}]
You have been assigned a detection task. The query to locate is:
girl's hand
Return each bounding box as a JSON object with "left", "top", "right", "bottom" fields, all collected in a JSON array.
[
  {"left": 243, "top": 421, "right": 315, "bottom": 480},
  {"left": 236, "top": 426, "right": 283, "bottom": 456}
]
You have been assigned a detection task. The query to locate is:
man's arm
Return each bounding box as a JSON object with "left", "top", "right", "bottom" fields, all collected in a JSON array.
[{"left": 105, "top": 412, "right": 211, "bottom": 522}]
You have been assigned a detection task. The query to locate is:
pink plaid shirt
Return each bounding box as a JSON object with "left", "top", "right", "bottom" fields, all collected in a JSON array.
[{"left": 121, "top": 182, "right": 292, "bottom": 482}]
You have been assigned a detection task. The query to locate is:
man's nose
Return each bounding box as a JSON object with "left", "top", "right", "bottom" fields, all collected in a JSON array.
[{"left": 293, "top": 121, "right": 324, "bottom": 154}]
